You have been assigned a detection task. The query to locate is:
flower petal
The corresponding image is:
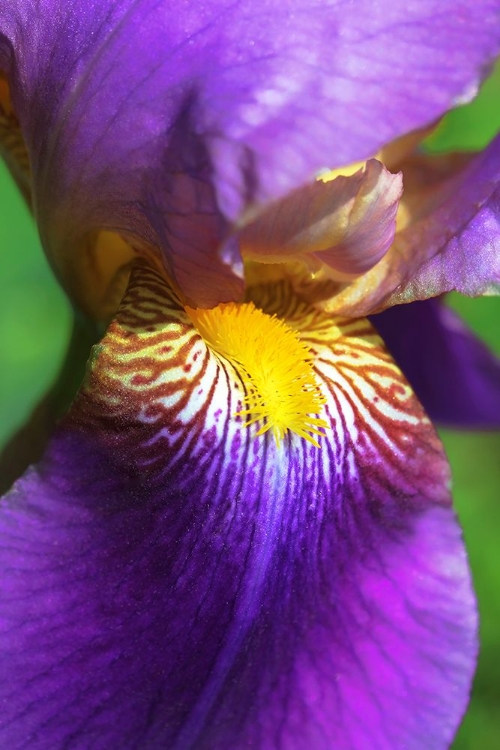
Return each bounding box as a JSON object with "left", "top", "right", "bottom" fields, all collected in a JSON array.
[
  {"left": 0, "top": 1, "right": 498, "bottom": 312},
  {"left": 240, "top": 159, "right": 403, "bottom": 278},
  {"left": 371, "top": 297, "right": 500, "bottom": 429},
  {"left": 0, "top": 264, "right": 476, "bottom": 748},
  {"left": 322, "top": 135, "right": 500, "bottom": 316}
]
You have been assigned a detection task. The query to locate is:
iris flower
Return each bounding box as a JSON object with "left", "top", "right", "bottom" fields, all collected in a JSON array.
[{"left": 1, "top": 2, "right": 500, "bottom": 748}]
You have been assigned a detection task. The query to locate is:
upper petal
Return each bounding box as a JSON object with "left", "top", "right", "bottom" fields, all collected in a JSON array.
[
  {"left": 0, "top": 264, "right": 476, "bottom": 749},
  {"left": 322, "top": 134, "right": 500, "bottom": 316},
  {"left": 240, "top": 159, "right": 403, "bottom": 278},
  {"left": 388, "top": 137, "right": 500, "bottom": 306},
  {"left": 0, "top": 1, "right": 498, "bottom": 312}
]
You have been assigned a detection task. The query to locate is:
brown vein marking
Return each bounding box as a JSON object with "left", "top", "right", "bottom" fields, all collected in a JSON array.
[
  {"left": 252, "top": 278, "right": 448, "bottom": 504},
  {"left": 68, "top": 262, "right": 447, "bottom": 506},
  {"left": 70, "top": 263, "right": 234, "bottom": 475}
]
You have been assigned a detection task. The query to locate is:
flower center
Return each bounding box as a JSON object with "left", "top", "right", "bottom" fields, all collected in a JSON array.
[{"left": 187, "top": 302, "right": 327, "bottom": 447}]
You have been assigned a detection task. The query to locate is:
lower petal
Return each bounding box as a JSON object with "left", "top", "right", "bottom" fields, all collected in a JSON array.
[
  {"left": 0, "top": 265, "right": 476, "bottom": 749},
  {"left": 371, "top": 298, "right": 500, "bottom": 428}
]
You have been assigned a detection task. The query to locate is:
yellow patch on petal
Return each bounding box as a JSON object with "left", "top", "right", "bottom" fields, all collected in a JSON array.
[
  {"left": 317, "top": 159, "right": 369, "bottom": 182},
  {"left": 186, "top": 302, "right": 328, "bottom": 447}
]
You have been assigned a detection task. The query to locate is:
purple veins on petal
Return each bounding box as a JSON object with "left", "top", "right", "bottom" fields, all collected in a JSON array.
[
  {"left": 0, "top": 265, "right": 477, "bottom": 749},
  {"left": 0, "top": 1, "right": 497, "bottom": 746}
]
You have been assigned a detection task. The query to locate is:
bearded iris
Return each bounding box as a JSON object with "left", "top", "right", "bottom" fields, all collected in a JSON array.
[{"left": 1, "top": 2, "right": 500, "bottom": 749}]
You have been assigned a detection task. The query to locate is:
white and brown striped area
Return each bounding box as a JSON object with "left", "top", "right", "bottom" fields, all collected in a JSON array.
[{"left": 70, "top": 261, "right": 449, "bottom": 518}]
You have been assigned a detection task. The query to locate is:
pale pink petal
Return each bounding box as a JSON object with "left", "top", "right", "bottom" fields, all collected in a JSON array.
[{"left": 240, "top": 160, "right": 403, "bottom": 279}]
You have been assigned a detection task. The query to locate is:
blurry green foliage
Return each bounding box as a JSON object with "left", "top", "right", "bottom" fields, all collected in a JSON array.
[
  {"left": 0, "top": 59, "right": 499, "bottom": 750},
  {"left": 445, "top": 430, "right": 500, "bottom": 750},
  {"left": 417, "top": 61, "right": 500, "bottom": 750},
  {"left": 424, "top": 60, "right": 500, "bottom": 153},
  {"left": 0, "top": 162, "right": 71, "bottom": 448}
]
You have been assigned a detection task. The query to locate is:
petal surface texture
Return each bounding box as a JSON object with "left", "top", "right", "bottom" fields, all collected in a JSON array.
[
  {"left": 371, "top": 298, "right": 500, "bottom": 429},
  {"left": 0, "top": 1, "right": 499, "bottom": 311},
  {"left": 0, "top": 265, "right": 476, "bottom": 749}
]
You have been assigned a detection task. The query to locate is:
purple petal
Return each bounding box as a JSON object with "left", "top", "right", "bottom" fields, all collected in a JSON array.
[
  {"left": 241, "top": 159, "right": 403, "bottom": 277},
  {"left": 0, "top": 2, "right": 499, "bottom": 312},
  {"left": 371, "top": 297, "right": 500, "bottom": 429},
  {"left": 0, "top": 264, "right": 476, "bottom": 748},
  {"left": 387, "top": 137, "right": 500, "bottom": 306},
  {"left": 324, "top": 135, "right": 500, "bottom": 317}
]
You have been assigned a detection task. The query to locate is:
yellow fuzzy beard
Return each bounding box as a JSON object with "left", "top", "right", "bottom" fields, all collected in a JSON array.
[{"left": 186, "top": 302, "right": 328, "bottom": 447}]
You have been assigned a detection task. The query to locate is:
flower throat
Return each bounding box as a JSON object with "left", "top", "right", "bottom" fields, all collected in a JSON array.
[{"left": 187, "top": 302, "right": 327, "bottom": 447}]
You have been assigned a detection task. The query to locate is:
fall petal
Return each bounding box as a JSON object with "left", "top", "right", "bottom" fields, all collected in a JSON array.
[
  {"left": 371, "top": 298, "right": 500, "bottom": 429},
  {"left": 0, "top": 265, "right": 476, "bottom": 749}
]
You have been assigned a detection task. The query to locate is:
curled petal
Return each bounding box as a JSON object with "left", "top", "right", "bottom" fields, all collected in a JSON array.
[
  {"left": 0, "top": 264, "right": 476, "bottom": 748},
  {"left": 371, "top": 298, "right": 500, "bottom": 429},
  {"left": 240, "top": 159, "right": 402, "bottom": 278},
  {"left": 323, "top": 134, "right": 500, "bottom": 316},
  {"left": 0, "top": 1, "right": 499, "bottom": 312}
]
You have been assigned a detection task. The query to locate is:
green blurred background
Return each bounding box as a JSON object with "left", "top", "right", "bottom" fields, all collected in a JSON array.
[{"left": 1, "top": 66, "right": 500, "bottom": 749}]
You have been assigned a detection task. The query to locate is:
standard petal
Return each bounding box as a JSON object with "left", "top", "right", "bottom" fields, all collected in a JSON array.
[
  {"left": 321, "top": 134, "right": 500, "bottom": 316},
  {"left": 240, "top": 159, "right": 402, "bottom": 278},
  {"left": 370, "top": 297, "right": 500, "bottom": 429},
  {"left": 0, "top": 264, "right": 475, "bottom": 749},
  {"left": 0, "top": 1, "right": 499, "bottom": 312}
]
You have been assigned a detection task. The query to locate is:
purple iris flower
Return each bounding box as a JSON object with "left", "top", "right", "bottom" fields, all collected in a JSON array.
[{"left": 0, "top": 2, "right": 500, "bottom": 748}]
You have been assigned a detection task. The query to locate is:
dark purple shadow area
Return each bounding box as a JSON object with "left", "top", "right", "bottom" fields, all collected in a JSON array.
[{"left": 370, "top": 298, "right": 500, "bottom": 429}]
